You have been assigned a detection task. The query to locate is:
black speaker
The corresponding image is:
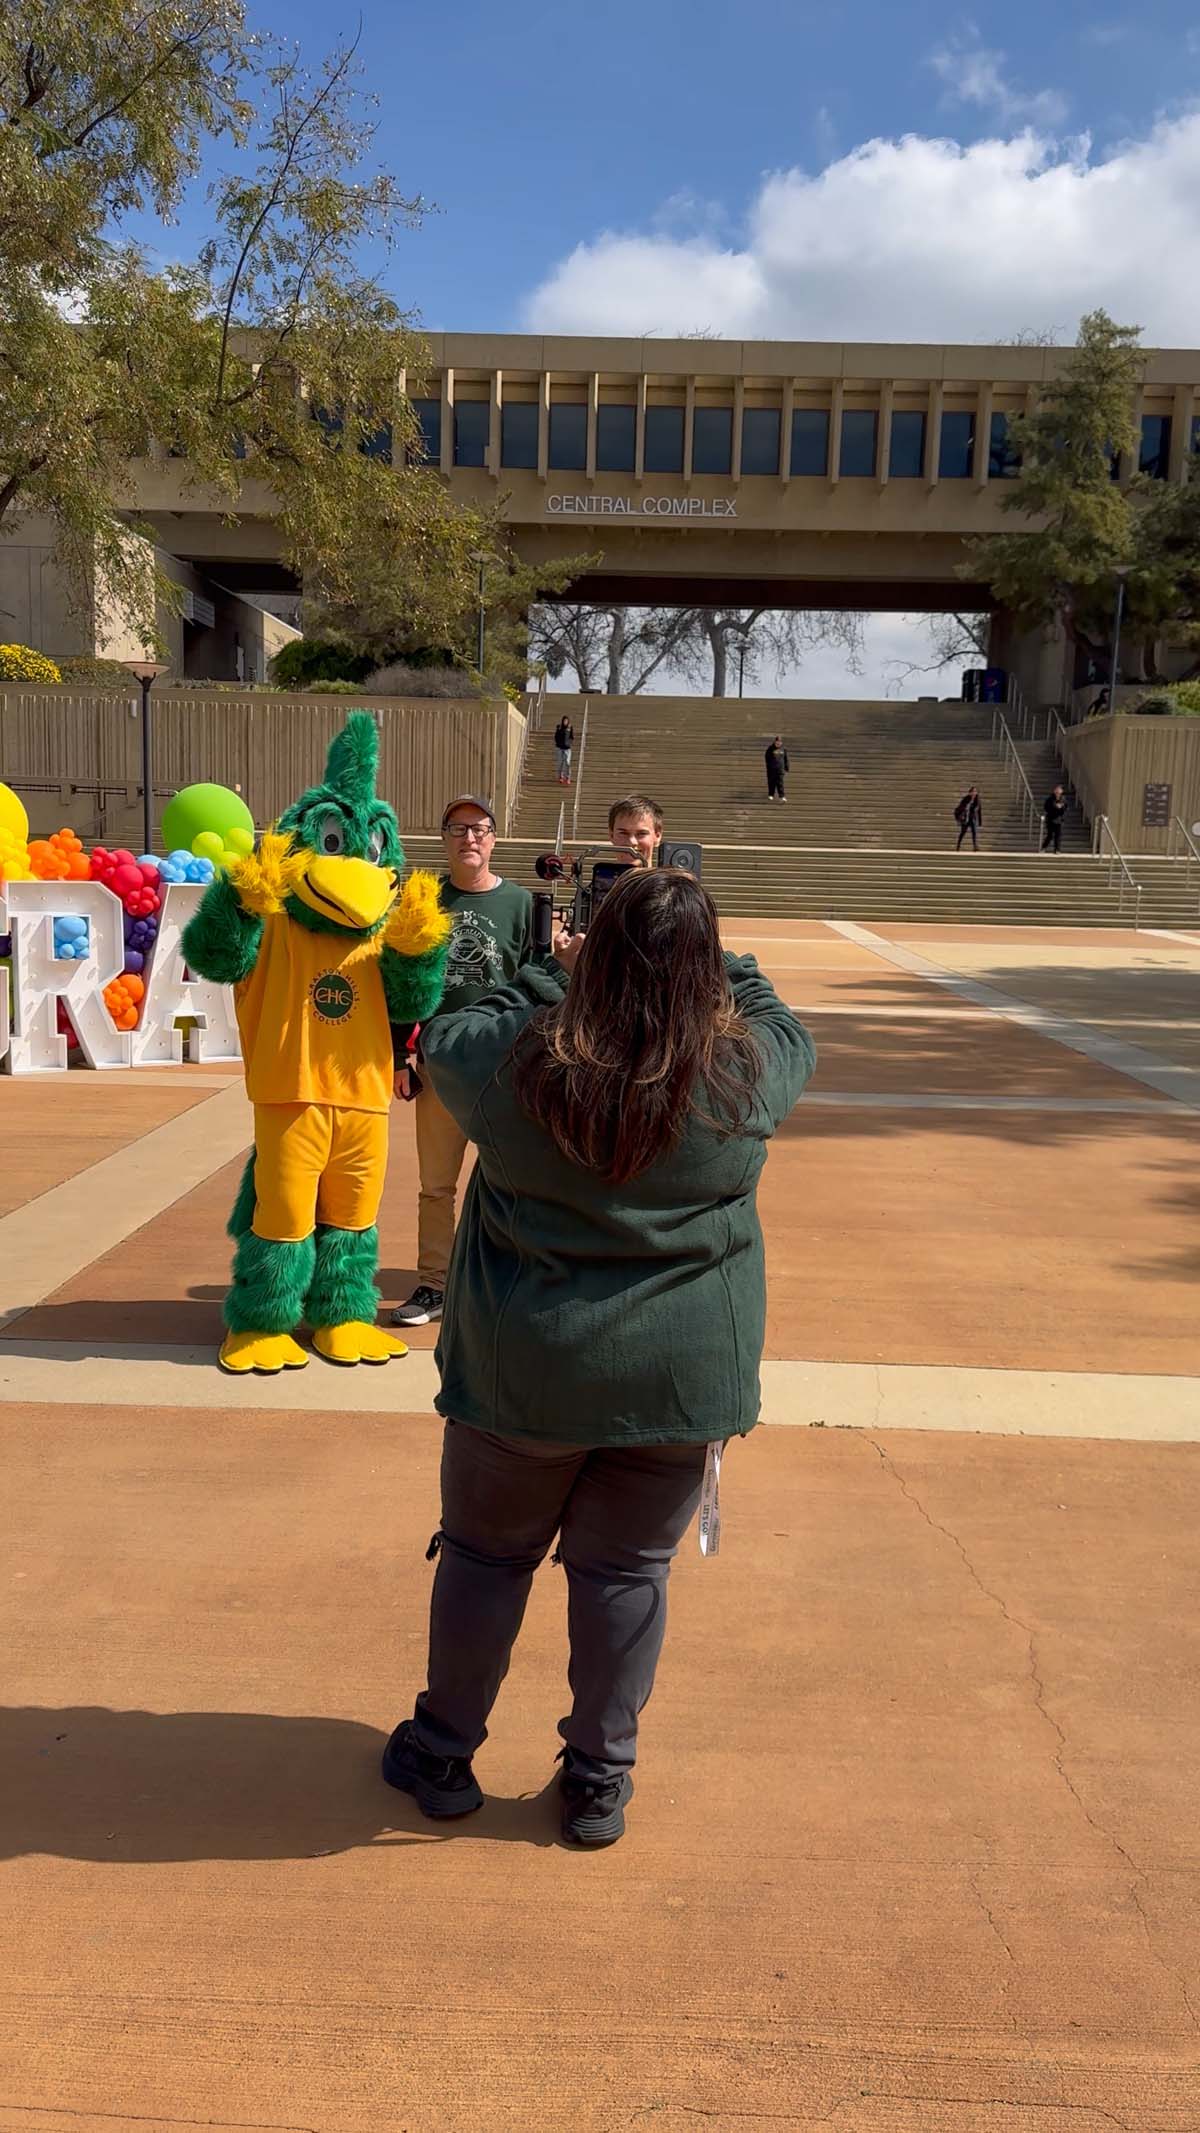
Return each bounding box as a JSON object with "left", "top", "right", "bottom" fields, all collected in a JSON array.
[{"left": 660, "top": 839, "right": 702, "bottom": 878}]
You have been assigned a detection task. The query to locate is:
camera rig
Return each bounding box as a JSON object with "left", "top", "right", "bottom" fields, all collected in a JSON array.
[{"left": 531, "top": 845, "right": 640, "bottom": 947}]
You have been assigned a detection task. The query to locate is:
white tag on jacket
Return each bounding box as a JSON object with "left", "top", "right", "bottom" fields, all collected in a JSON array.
[{"left": 698, "top": 1440, "right": 722, "bottom": 1557}]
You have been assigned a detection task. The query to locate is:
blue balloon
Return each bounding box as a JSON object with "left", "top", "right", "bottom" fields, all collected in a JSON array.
[{"left": 137, "top": 854, "right": 161, "bottom": 871}]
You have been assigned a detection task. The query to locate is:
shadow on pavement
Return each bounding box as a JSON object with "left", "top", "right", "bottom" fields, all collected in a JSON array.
[{"left": 0, "top": 1707, "right": 559, "bottom": 1860}]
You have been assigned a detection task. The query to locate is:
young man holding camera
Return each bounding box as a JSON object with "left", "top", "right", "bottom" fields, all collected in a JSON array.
[{"left": 392, "top": 795, "right": 533, "bottom": 1328}]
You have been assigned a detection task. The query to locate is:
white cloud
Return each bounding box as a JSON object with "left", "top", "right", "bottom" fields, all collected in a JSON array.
[
  {"left": 523, "top": 111, "right": 1200, "bottom": 343},
  {"left": 928, "top": 38, "right": 1068, "bottom": 127}
]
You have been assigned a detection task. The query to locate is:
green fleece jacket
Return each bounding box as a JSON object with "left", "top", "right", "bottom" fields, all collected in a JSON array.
[{"left": 422, "top": 954, "right": 816, "bottom": 1449}]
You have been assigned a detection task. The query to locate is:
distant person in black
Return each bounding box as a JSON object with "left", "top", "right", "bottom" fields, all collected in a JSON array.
[
  {"left": 765, "top": 736, "right": 790, "bottom": 802},
  {"left": 954, "top": 786, "right": 983, "bottom": 851},
  {"left": 1042, "top": 785, "right": 1068, "bottom": 853},
  {"left": 554, "top": 715, "right": 574, "bottom": 786}
]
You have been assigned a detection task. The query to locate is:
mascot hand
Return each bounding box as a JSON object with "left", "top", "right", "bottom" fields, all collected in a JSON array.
[
  {"left": 228, "top": 831, "right": 308, "bottom": 917},
  {"left": 385, "top": 869, "right": 453, "bottom": 959}
]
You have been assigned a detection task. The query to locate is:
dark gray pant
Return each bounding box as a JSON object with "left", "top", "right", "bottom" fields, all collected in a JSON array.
[{"left": 412, "top": 1421, "right": 707, "bottom": 1780}]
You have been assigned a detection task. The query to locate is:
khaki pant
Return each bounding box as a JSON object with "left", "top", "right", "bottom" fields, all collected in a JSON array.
[{"left": 415, "top": 1081, "right": 469, "bottom": 1287}]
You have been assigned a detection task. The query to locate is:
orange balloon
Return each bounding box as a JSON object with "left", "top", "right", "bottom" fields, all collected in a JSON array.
[{"left": 66, "top": 853, "right": 91, "bottom": 878}]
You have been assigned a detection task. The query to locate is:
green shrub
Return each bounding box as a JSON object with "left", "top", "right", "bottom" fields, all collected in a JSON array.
[
  {"left": 304, "top": 678, "right": 362, "bottom": 694},
  {"left": 269, "top": 637, "right": 373, "bottom": 689},
  {"left": 56, "top": 655, "right": 140, "bottom": 687},
  {"left": 363, "top": 659, "right": 480, "bottom": 698},
  {"left": 1168, "top": 681, "right": 1200, "bottom": 716}
]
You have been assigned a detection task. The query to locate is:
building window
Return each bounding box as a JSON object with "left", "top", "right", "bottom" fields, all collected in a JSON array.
[
  {"left": 988, "top": 412, "right": 1020, "bottom": 479},
  {"left": 790, "top": 407, "right": 829, "bottom": 476},
  {"left": 410, "top": 397, "right": 441, "bottom": 464},
  {"left": 1192, "top": 414, "right": 1200, "bottom": 461},
  {"left": 549, "top": 403, "right": 587, "bottom": 471},
  {"left": 453, "top": 399, "right": 490, "bottom": 467},
  {"left": 693, "top": 406, "right": 732, "bottom": 475},
  {"left": 840, "top": 409, "right": 877, "bottom": 478},
  {"left": 360, "top": 418, "right": 392, "bottom": 462},
  {"left": 741, "top": 406, "right": 781, "bottom": 476},
  {"left": 1140, "top": 414, "right": 1172, "bottom": 480},
  {"left": 644, "top": 405, "right": 685, "bottom": 473},
  {"left": 889, "top": 409, "right": 926, "bottom": 479},
  {"left": 939, "top": 411, "right": 975, "bottom": 478},
  {"left": 597, "top": 404, "right": 636, "bottom": 472},
  {"left": 310, "top": 403, "right": 343, "bottom": 447},
  {"left": 501, "top": 402, "right": 538, "bottom": 469}
]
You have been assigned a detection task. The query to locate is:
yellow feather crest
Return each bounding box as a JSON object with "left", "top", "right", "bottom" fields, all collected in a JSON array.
[
  {"left": 229, "top": 830, "right": 307, "bottom": 917},
  {"left": 385, "top": 869, "right": 452, "bottom": 957}
]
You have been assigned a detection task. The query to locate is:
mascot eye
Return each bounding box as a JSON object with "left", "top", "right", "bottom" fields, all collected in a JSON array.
[
  {"left": 317, "top": 815, "right": 345, "bottom": 855},
  {"left": 367, "top": 825, "right": 385, "bottom": 863}
]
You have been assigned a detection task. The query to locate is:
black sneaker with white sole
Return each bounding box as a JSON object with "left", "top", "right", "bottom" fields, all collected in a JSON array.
[
  {"left": 559, "top": 1757, "right": 634, "bottom": 1848},
  {"left": 381, "top": 1719, "right": 483, "bottom": 1819},
  {"left": 392, "top": 1285, "right": 444, "bottom": 1327}
]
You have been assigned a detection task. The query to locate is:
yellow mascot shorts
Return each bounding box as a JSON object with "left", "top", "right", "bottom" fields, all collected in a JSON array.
[{"left": 250, "top": 1102, "right": 389, "bottom": 1243}]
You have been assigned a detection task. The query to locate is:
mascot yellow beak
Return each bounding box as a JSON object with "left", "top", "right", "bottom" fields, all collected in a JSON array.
[{"left": 293, "top": 855, "right": 398, "bottom": 931}]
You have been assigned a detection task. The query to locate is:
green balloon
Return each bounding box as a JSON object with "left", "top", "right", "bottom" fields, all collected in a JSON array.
[
  {"left": 225, "top": 825, "right": 255, "bottom": 856},
  {"left": 162, "top": 782, "right": 254, "bottom": 852},
  {"left": 191, "top": 830, "right": 225, "bottom": 862}
]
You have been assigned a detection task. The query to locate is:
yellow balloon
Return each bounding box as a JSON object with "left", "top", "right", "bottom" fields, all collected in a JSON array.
[{"left": 0, "top": 782, "right": 28, "bottom": 844}]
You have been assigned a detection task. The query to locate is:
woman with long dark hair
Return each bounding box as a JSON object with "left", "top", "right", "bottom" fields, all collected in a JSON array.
[{"left": 381, "top": 868, "right": 815, "bottom": 1846}]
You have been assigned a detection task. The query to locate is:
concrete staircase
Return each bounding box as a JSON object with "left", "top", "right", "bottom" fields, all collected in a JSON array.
[
  {"left": 411, "top": 694, "right": 1200, "bottom": 928},
  {"left": 518, "top": 696, "right": 1090, "bottom": 854}
]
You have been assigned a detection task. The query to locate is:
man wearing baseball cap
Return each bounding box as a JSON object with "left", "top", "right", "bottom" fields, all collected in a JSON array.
[{"left": 392, "top": 794, "right": 534, "bottom": 1327}]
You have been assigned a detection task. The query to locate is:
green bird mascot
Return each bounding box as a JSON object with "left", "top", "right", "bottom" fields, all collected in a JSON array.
[{"left": 181, "top": 713, "right": 451, "bottom": 1374}]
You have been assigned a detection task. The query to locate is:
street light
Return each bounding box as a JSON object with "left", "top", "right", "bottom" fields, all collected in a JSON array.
[
  {"left": 1107, "top": 566, "right": 1131, "bottom": 718},
  {"left": 121, "top": 657, "right": 170, "bottom": 855}
]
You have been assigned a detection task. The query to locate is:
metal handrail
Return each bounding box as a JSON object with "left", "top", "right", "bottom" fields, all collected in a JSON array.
[
  {"left": 1167, "top": 814, "right": 1200, "bottom": 873},
  {"left": 990, "top": 704, "right": 1040, "bottom": 843},
  {"left": 1096, "top": 815, "right": 1143, "bottom": 926},
  {"left": 530, "top": 669, "right": 547, "bottom": 730},
  {"left": 553, "top": 797, "right": 566, "bottom": 856},
  {"left": 571, "top": 698, "right": 589, "bottom": 840}
]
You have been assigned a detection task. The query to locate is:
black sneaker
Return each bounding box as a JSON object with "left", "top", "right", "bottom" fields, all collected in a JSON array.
[
  {"left": 392, "top": 1285, "right": 444, "bottom": 1327},
  {"left": 559, "top": 1758, "right": 634, "bottom": 1848},
  {"left": 381, "top": 1719, "right": 483, "bottom": 1819}
]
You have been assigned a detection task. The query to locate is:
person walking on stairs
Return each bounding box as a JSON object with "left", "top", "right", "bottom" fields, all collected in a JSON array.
[
  {"left": 1042, "top": 785, "right": 1068, "bottom": 853},
  {"left": 554, "top": 715, "right": 574, "bottom": 786},
  {"left": 954, "top": 786, "right": 983, "bottom": 851},
  {"left": 765, "top": 735, "right": 790, "bottom": 802}
]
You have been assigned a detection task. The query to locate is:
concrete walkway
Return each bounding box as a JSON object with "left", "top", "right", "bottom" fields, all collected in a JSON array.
[{"left": 1, "top": 919, "right": 1198, "bottom": 2130}]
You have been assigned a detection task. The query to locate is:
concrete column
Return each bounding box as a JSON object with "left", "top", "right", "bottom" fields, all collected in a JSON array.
[
  {"left": 828, "top": 380, "right": 844, "bottom": 485},
  {"left": 488, "top": 370, "right": 502, "bottom": 478},
  {"left": 440, "top": 368, "right": 454, "bottom": 476},
  {"left": 877, "top": 380, "right": 893, "bottom": 488},
  {"left": 779, "top": 380, "right": 794, "bottom": 484},
  {"left": 683, "top": 377, "right": 696, "bottom": 482},
  {"left": 1170, "top": 385, "right": 1193, "bottom": 482},
  {"left": 537, "top": 372, "right": 549, "bottom": 482},
  {"left": 586, "top": 372, "right": 598, "bottom": 479},
  {"left": 635, "top": 373, "right": 646, "bottom": 483},
  {"left": 731, "top": 376, "right": 744, "bottom": 481},
  {"left": 974, "top": 384, "right": 993, "bottom": 489},
  {"left": 991, "top": 607, "right": 1072, "bottom": 710},
  {"left": 925, "top": 381, "right": 943, "bottom": 487}
]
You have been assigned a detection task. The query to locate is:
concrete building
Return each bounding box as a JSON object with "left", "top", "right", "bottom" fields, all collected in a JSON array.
[{"left": 16, "top": 334, "right": 1200, "bottom": 698}]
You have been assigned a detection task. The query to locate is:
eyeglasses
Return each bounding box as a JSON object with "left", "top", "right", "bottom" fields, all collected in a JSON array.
[{"left": 444, "top": 822, "right": 493, "bottom": 840}]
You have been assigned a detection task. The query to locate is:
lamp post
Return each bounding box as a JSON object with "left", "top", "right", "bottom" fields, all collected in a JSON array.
[
  {"left": 737, "top": 640, "right": 747, "bottom": 699},
  {"left": 1107, "top": 567, "right": 1131, "bottom": 718},
  {"left": 121, "top": 658, "right": 169, "bottom": 854}
]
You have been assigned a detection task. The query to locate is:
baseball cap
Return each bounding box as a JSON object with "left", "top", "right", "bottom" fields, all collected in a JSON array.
[{"left": 440, "top": 793, "right": 496, "bottom": 832}]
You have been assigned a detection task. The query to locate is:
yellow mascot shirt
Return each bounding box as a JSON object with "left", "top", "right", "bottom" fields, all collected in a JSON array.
[{"left": 234, "top": 914, "right": 391, "bottom": 1113}]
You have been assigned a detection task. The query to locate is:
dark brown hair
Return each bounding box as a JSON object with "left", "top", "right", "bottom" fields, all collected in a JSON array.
[
  {"left": 511, "top": 868, "right": 760, "bottom": 1183},
  {"left": 607, "top": 792, "right": 663, "bottom": 836}
]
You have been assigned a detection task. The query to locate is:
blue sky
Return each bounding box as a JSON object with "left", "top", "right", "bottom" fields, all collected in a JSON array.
[{"left": 138, "top": 0, "right": 1200, "bottom": 338}]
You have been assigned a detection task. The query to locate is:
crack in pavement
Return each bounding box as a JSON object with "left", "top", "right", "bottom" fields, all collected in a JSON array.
[
  {"left": 0, "top": 2102, "right": 321, "bottom": 2132},
  {"left": 862, "top": 1435, "right": 1200, "bottom": 2045}
]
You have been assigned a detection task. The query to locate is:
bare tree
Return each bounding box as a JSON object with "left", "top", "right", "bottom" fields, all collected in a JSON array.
[
  {"left": 668, "top": 608, "right": 866, "bottom": 696},
  {"left": 530, "top": 604, "right": 696, "bottom": 694},
  {"left": 882, "top": 612, "right": 990, "bottom": 696}
]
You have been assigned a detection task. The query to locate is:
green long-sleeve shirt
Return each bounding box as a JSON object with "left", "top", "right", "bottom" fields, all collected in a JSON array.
[{"left": 421, "top": 954, "right": 816, "bottom": 1449}]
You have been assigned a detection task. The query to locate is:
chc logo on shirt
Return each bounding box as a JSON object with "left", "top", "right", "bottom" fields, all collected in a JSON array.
[{"left": 310, "top": 971, "right": 357, "bottom": 1023}]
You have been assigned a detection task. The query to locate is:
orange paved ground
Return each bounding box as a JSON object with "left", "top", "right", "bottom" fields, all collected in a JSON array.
[{"left": 1, "top": 917, "right": 1198, "bottom": 2131}]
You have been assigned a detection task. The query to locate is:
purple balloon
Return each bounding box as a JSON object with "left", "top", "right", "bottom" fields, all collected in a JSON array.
[{"left": 124, "top": 949, "right": 145, "bottom": 974}]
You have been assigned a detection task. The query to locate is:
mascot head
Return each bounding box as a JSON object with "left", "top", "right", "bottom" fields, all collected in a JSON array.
[{"left": 276, "top": 712, "right": 403, "bottom": 936}]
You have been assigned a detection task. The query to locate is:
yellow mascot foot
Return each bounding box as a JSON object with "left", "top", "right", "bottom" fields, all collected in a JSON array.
[
  {"left": 312, "top": 1320, "right": 409, "bottom": 1367},
  {"left": 219, "top": 1329, "right": 310, "bottom": 1375}
]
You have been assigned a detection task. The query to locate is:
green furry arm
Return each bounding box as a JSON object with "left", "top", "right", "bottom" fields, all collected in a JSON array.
[
  {"left": 181, "top": 872, "right": 263, "bottom": 985},
  {"left": 380, "top": 937, "right": 449, "bottom": 1027}
]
